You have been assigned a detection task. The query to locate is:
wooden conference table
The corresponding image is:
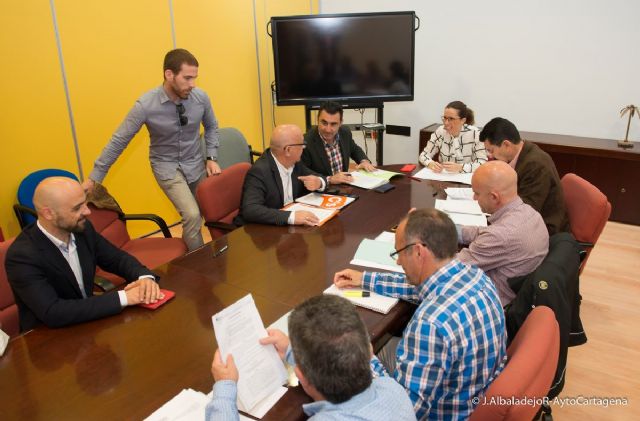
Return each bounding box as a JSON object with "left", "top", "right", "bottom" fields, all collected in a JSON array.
[{"left": 0, "top": 165, "right": 448, "bottom": 420}]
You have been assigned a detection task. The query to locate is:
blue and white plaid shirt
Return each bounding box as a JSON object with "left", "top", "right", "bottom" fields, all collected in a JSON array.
[{"left": 365, "top": 259, "right": 507, "bottom": 421}]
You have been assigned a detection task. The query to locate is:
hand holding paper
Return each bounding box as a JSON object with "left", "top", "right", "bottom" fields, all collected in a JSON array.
[
  {"left": 211, "top": 349, "right": 239, "bottom": 382},
  {"left": 259, "top": 329, "right": 290, "bottom": 360}
]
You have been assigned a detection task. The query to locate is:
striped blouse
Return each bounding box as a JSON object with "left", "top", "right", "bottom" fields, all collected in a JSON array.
[{"left": 419, "top": 124, "right": 487, "bottom": 173}]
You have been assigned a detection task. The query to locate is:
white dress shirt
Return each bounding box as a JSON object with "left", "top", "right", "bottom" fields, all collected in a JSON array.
[
  {"left": 37, "top": 221, "right": 129, "bottom": 306},
  {"left": 271, "top": 152, "right": 325, "bottom": 225}
]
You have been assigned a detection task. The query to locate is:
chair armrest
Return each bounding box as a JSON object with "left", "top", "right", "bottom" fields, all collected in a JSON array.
[
  {"left": 13, "top": 204, "right": 37, "bottom": 229},
  {"left": 205, "top": 221, "right": 237, "bottom": 232},
  {"left": 93, "top": 276, "right": 116, "bottom": 293},
  {"left": 121, "top": 213, "right": 172, "bottom": 238},
  {"left": 576, "top": 241, "right": 594, "bottom": 263},
  {"left": 249, "top": 146, "right": 262, "bottom": 163}
]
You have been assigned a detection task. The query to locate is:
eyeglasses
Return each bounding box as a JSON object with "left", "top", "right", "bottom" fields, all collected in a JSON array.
[
  {"left": 441, "top": 116, "right": 461, "bottom": 123},
  {"left": 389, "top": 242, "right": 424, "bottom": 260},
  {"left": 286, "top": 142, "right": 307, "bottom": 149},
  {"left": 176, "top": 103, "right": 188, "bottom": 126}
]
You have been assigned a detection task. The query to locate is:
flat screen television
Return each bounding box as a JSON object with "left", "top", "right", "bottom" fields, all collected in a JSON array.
[{"left": 270, "top": 11, "right": 416, "bottom": 106}]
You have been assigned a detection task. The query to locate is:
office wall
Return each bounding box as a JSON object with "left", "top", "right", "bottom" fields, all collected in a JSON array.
[
  {"left": 320, "top": 0, "right": 640, "bottom": 164},
  {"left": 0, "top": 0, "right": 317, "bottom": 239}
]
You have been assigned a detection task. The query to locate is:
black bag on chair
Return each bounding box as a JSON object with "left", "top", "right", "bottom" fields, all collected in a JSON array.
[{"left": 505, "top": 232, "right": 586, "bottom": 399}]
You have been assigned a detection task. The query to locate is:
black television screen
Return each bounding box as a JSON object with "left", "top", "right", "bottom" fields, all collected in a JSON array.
[{"left": 271, "top": 11, "right": 416, "bottom": 106}]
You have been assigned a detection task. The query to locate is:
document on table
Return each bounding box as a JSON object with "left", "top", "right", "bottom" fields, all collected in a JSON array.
[
  {"left": 324, "top": 284, "right": 398, "bottom": 314},
  {"left": 374, "top": 231, "right": 396, "bottom": 244},
  {"left": 295, "top": 192, "right": 356, "bottom": 210},
  {"left": 413, "top": 167, "right": 473, "bottom": 184},
  {"left": 347, "top": 171, "right": 387, "bottom": 189},
  {"left": 355, "top": 168, "right": 403, "bottom": 180},
  {"left": 435, "top": 199, "right": 487, "bottom": 227},
  {"left": 445, "top": 187, "right": 474, "bottom": 200},
  {"left": 144, "top": 388, "right": 257, "bottom": 421},
  {"left": 435, "top": 199, "right": 483, "bottom": 215},
  {"left": 212, "top": 294, "right": 288, "bottom": 418},
  {"left": 350, "top": 238, "right": 404, "bottom": 273},
  {"left": 282, "top": 202, "right": 338, "bottom": 226}
]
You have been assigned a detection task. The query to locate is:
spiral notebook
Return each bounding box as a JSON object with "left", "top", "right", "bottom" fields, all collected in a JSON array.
[{"left": 323, "top": 285, "right": 398, "bottom": 314}]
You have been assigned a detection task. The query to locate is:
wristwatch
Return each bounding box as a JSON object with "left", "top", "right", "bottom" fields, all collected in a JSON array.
[{"left": 206, "top": 156, "right": 217, "bottom": 161}]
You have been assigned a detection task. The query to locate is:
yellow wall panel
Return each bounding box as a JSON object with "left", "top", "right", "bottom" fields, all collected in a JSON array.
[
  {"left": 0, "top": 1, "right": 317, "bottom": 240},
  {"left": 172, "top": 0, "right": 264, "bottom": 151},
  {"left": 54, "top": 0, "right": 177, "bottom": 237},
  {"left": 0, "top": 0, "right": 77, "bottom": 238},
  {"left": 255, "top": 0, "right": 318, "bottom": 145}
]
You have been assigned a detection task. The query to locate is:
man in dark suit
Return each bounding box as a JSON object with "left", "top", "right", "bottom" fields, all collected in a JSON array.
[
  {"left": 480, "top": 117, "right": 570, "bottom": 235},
  {"left": 302, "top": 101, "right": 375, "bottom": 184},
  {"left": 235, "top": 124, "right": 326, "bottom": 226},
  {"left": 6, "top": 177, "right": 161, "bottom": 332}
]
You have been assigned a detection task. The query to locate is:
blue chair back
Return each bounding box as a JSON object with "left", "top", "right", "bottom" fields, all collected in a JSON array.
[{"left": 16, "top": 169, "right": 79, "bottom": 225}]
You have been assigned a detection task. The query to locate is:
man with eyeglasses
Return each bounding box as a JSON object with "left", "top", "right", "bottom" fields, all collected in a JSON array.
[
  {"left": 302, "top": 101, "right": 375, "bottom": 185},
  {"left": 234, "top": 124, "right": 327, "bottom": 226},
  {"left": 334, "top": 209, "right": 506, "bottom": 420},
  {"left": 83, "top": 48, "right": 220, "bottom": 251}
]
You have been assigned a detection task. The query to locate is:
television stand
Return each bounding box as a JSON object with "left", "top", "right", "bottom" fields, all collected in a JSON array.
[{"left": 304, "top": 103, "right": 385, "bottom": 165}]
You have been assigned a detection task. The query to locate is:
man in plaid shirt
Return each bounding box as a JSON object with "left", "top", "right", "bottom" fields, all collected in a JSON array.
[{"left": 334, "top": 209, "right": 507, "bottom": 420}]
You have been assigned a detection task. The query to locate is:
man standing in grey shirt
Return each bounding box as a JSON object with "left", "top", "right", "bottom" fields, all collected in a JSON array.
[{"left": 83, "top": 49, "right": 220, "bottom": 251}]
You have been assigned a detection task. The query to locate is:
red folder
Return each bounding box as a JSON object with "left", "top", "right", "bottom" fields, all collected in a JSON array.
[{"left": 139, "top": 289, "right": 175, "bottom": 310}]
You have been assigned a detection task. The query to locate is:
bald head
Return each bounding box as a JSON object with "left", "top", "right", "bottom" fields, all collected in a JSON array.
[
  {"left": 270, "top": 124, "right": 305, "bottom": 167},
  {"left": 471, "top": 161, "right": 518, "bottom": 213},
  {"left": 33, "top": 177, "right": 90, "bottom": 237},
  {"left": 270, "top": 124, "right": 303, "bottom": 149},
  {"left": 34, "top": 177, "right": 85, "bottom": 214}
]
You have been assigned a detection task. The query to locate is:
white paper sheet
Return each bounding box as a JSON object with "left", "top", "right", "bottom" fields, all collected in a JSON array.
[
  {"left": 435, "top": 199, "right": 483, "bottom": 215},
  {"left": 212, "top": 295, "right": 288, "bottom": 415},
  {"left": 445, "top": 187, "right": 474, "bottom": 200},
  {"left": 324, "top": 284, "right": 398, "bottom": 314},
  {"left": 267, "top": 310, "right": 291, "bottom": 337},
  {"left": 237, "top": 386, "right": 288, "bottom": 419},
  {"left": 374, "top": 231, "right": 396, "bottom": 244},
  {"left": 350, "top": 238, "right": 405, "bottom": 273},
  {"left": 413, "top": 167, "right": 473, "bottom": 184},
  {"left": 445, "top": 212, "right": 488, "bottom": 227},
  {"left": 346, "top": 171, "right": 387, "bottom": 189},
  {"left": 145, "top": 388, "right": 209, "bottom": 421}
]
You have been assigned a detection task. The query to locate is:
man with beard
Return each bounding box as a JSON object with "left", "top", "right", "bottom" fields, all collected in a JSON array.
[
  {"left": 83, "top": 48, "right": 220, "bottom": 251},
  {"left": 6, "top": 177, "right": 160, "bottom": 332}
]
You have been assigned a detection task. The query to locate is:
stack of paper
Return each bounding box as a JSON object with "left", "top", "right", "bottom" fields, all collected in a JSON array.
[
  {"left": 413, "top": 167, "right": 473, "bottom": 185},
  {"left": 347, "top": 169, "right": 402, "bottom": 189},
  {"left": 283, "top": 202, "right": 338, "bottom": 226},
  {"left": 324, "top": 285, "right": 398, "bottom": 314},
  {"left": 295, "top": 192, "right": 356, "bottom": 210},
  {"left": 145, "top": 388, "right": 222, "bottom": 421},
  {"left": 445, "top": 187, "right": 474, "bottom": 200},
  {"left": 435, "top": 199, "right": 487, "bottom": 227},
  {"left": 212, "top": 295, "right": 288, "bottom": 419},
  {"left": 350, "top": 238, "right": 404, "bottom": 273}
]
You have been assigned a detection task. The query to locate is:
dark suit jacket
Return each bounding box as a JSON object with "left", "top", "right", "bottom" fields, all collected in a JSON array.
[
  {"left": 515, "top": 141, "right": 570, "bottom": 235},
  {"left": 5, "top": 221, "right": 154, "bottom": 331},
  {"left": 301, "top": 126, "right": 369, "bottom": 177},
  {"left": 234, "top": 150, "right": 322, "bottom": 226}
]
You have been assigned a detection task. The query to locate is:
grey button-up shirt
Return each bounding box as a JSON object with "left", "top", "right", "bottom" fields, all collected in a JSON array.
[
  {"left": 89, "top": 86, "right": 219, "bottom": 183},
  {"left": 458, "top": 196, "right": 549, "bottom": 306}
]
